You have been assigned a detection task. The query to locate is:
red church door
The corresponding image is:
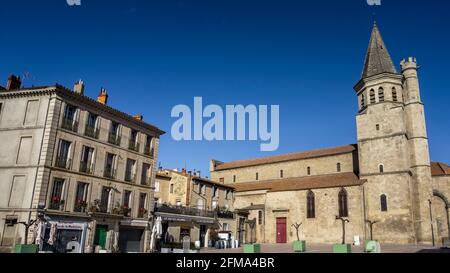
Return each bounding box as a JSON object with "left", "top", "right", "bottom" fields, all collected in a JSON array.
[{"left": 276, "top": 218, "right": 287, "bottom": 244}]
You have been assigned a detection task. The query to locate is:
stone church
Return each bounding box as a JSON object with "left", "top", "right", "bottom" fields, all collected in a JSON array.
[{"left": 210, "top": 23, "right": 450, "bottom": 246}]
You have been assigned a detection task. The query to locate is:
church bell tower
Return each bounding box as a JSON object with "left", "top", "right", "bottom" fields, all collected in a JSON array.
[{"left": 354, "top": 23, "right": 434, "bottom": 244}]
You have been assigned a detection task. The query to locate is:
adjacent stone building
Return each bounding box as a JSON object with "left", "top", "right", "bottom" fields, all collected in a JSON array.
[
  {"left": 154, "top": 169, "right": 235, "bottom": 248},
  {"left": 0, "top": 77, "right": 164, "bottom": 253},
  {"left": 210, "top": 23, "right": 450, "bottom": 246}
]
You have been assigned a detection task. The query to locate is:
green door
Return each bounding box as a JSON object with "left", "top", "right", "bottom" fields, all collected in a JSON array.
[{"left": 94, "top": 225, "right": 108, "bottom": 249}]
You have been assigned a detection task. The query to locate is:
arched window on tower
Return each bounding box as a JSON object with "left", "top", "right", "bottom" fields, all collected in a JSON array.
[
  {"left": 380, "top": 194, "right": 388, "bottom": 212},
  {"left": 361, "top": 94, "right": 366, "bottom": 109},
  {"left": 337, "top": 163, "right": 342, "bottom": 173},
  {"left": 378, "top": 87, "right": 385, "bottom": 102},
  {"left": 370, "top": 89, "right": 376, "bottom": 104},
  {"left": 307, "top": 167, "right": 311, "bottom": 176},
  {"left": 338, "top": 188, "right": 348, "bottom": 218},
  {"left": 392, "top": 87, "right": 398, "bottom": 102},
  {"left": 379, "top": 164, "right": 384, "bottom": 173},
  {"left": 307, "top": 190, "right": 316, "bottom": 219}
]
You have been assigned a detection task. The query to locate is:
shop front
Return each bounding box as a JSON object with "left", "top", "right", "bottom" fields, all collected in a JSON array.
[
  {"left": 39, "top": 218, "right": 89, "bottom": 253},
  {"left": 118, "top": 219, "right": 149, "bottom": 253},
  {"left": 157, "top": 212, "right": 218, "bottom": 248}
]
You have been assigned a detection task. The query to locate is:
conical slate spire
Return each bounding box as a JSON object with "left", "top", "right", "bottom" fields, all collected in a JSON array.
[{"left": 361, "top": 23, "right": 397, "bottom": 78}]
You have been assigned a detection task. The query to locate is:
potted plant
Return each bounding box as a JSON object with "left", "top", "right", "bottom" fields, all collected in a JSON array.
[
  {"left": 243, "top": 219, "right": 261, "bottom": 253},
  {"left": 333, "top": 216, "right": 352, "bottom": 253},
  {"left": 50, "top": 196, "right": 65, "bottom": 210},
  {"left": 138, "top": 208, "right": 148, "bottom": 218},
  {"left": 121, "top": 205, "right": 131, "bottom": 217},
  {"left": 89, "top": 199, "right": 101, "bottom": 213},
  {"left": 75, "top": 199, "right": 88, "bottom": 213},
  {"left": 292, "top": 222, "right": 306, "bottom": 253}
]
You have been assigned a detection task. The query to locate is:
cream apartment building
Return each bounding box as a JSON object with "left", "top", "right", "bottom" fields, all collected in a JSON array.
[
  {"left": 154, "top": 169, "right": 235, "bottom": 248},
  {"left": 0, "top": 76, "right": 164, "bottom": 253}
]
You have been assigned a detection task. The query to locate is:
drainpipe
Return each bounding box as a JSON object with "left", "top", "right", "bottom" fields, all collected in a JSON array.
[
  {"left": 428, "top": 200, "right": 435, "bottom": 247},
  {"left": 446, "top": 206, "right": 450, "bottom": 243}
]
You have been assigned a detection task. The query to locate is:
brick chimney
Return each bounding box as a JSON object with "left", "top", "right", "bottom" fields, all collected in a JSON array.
[
  {"left": 6, "top": 75, "right": 22, "bottom": 90},
  {"left": 97, "top": 88, "right": 108, "bottom": 105},
  {"left": 74, "top": 80, "right": 85, "bottom": 95},
  {"left": 133, "top": 115, "right": 144, "bottom": 121}
]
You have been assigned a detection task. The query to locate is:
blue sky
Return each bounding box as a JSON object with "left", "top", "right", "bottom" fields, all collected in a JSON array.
[{"left": 1, "top": 0, "right": 449, "bottom": 175}]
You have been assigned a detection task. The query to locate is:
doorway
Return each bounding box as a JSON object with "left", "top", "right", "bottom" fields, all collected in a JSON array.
[
  {"left": 200, "top": 225, "right": 207, "bottom": 247},
  {"left": 94, "top": 225, "right": 108, "bottom": 249},
  {"left": 276, "top": 218, "right": 287, "bottom": 244},
  {"left": 238, "top": 217, "right": 245, "bottom": 245}
]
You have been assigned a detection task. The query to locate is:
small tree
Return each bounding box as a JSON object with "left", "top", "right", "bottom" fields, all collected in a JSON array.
[
  {"left": 247, "top": 219, "right": 257, "bottom": 244},
  {"left": 365, "top": 220, "right": 378, "bottom": 241},
  {"left": 291, "top": 222, "right": 303, "bottom": 241},
  {"left": 336, "top": 216, "right": 350, "bottom": 244},
  {"left": 18, "top": 220, "right": 37, "bottom": 245}
]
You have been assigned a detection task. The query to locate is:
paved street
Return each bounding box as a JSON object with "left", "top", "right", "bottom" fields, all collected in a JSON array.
[{"left": 201, "top": 243, "right": 450, "bottom": 253}]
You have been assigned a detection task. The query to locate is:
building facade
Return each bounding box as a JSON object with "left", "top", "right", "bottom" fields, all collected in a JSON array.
[
  {"left": 154, "top": 169, "right": 235, "bottom": 248},
  {"left": 0, "top": 77, "right": 164, "bottom": 253},
  {"left": 210, "top": 24, "right": 450, "bottom": 246}
]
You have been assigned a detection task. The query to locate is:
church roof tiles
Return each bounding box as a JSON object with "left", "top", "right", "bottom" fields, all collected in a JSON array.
[{"left": 233, "top": 172, "right": 365, "bottom": 193}]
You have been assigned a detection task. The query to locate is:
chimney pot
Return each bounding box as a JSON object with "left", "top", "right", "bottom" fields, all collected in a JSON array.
[
  {"left": 97, "top": 88, "right": 108, "bottom": 105},
  {"left": 6, "top": 75, "right": 22, "bottom": 90},
  {"left": 133, "top": 115, "right": 144, "bottom": 121},
  {"left": 74, "top": 80, "right": 85, "bottom": 95}
]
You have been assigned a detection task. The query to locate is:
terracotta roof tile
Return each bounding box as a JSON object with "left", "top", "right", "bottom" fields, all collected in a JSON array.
[
  {"left": 193, "top": 177, "right": 235, "bottom": 190},
  {"left": 233, "top": 172, "right": 365, "bottom": 193},
  {"left": 214, "top": 144, "right": 357, "bottom": 171},
  {"left": 431, "top": 162, "right": 450, "bottom": 176}
]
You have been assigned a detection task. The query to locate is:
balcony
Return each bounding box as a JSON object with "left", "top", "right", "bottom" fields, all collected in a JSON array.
[
  {"left": 128, "top": 141, "right": 140, "bottom": 152},
  {"left": 103, "top": 166, "right": 116, "bottom": 180},
  {"left": 61, "top": 118, "right": 78, "bottom": 132},
  {"left": 144, "top": 146, "right": 155, "bottom": 157},
  {"left": 217, "top": 210, "right": 235, "bottom": 219},
  {"left": 138, "top": 208, "right": 149, "bottom": 218},
  {"left": 49, "top": 197, "right": 65, "bottom": 211},
  {"left": 55, "top": 157, "right": 71, "bottom": 170},
  {"left": 74, "top": 200, "right": 88, "bottom": 213},
  {"left": 89, "top": 202, "right": 108, "bottom": 214},
  {"left": 84, "top": 125, "right": 99, "bottom": 139},
  {"left": 155, "top": 204, "right": 216, "bottom": 218},
  {"left": 79, "top": 161, "right": 94, "bottom": 175},
  {"left": 108, "top": 133, "right": 121, "bottom": 146},
  {"left": 124, "top": 171, "right": 136, "bottom": 183}
]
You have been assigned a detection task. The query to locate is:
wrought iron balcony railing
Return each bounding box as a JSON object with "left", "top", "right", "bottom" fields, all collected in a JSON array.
[
  {"left": 79, "top": 161, "right": 94, "bottom": 175},
  {"left": 103, "top": 166, "right": 116, "bottom": 179},
  {"left": 55, "top": 157, "right": 71, "bottom": 169},
  {"left": 108, "top": 133, "right": 121, "bottom": 146},
  {"left": 125, "top": 171, "right": 136, "bottom": 183},
  {"left": 61, "top": 118, "right": 78, "bottom": 132},
  {"left": 128, "top": 141, "right": 140, "bottom": 152},
  {"left": 84, "top": 125, "right": 99, "bottom": 139},
  {"left": 155, "top": 204, "right": 216, "bottom": 218}
]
